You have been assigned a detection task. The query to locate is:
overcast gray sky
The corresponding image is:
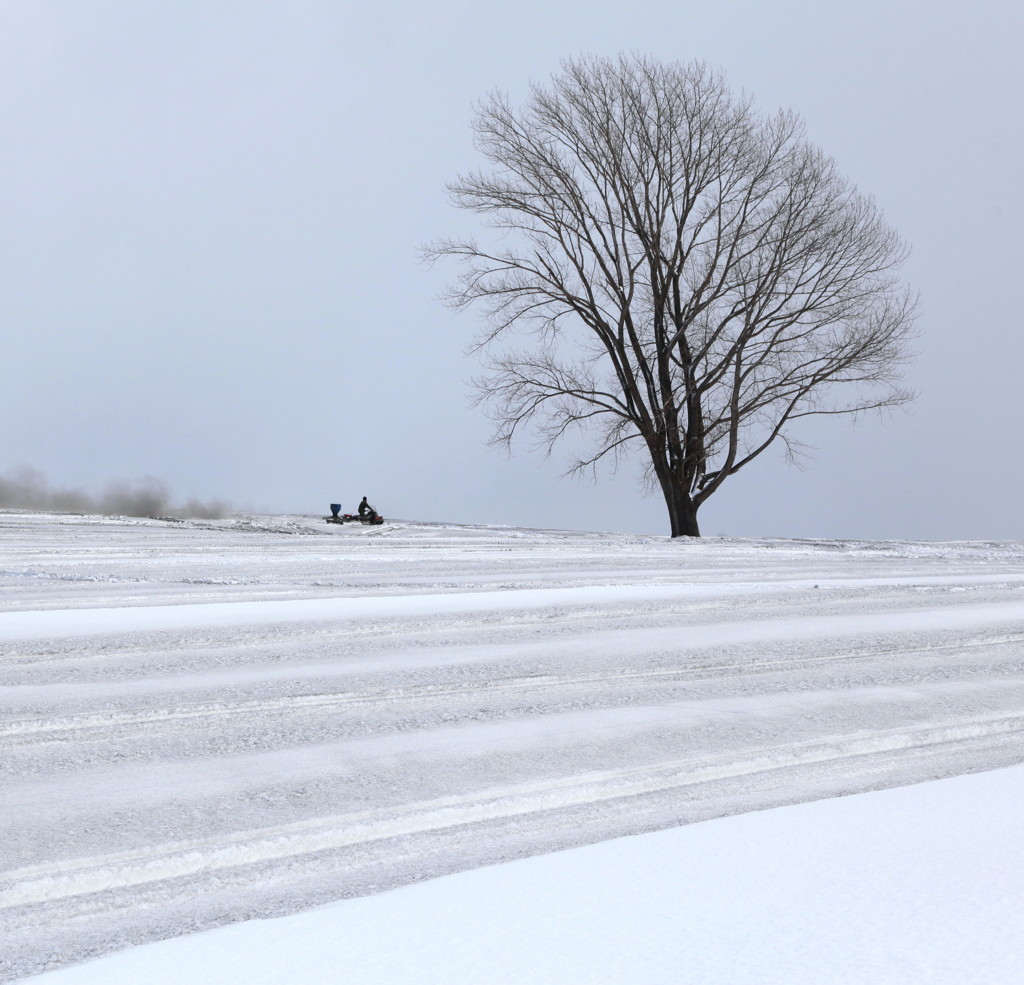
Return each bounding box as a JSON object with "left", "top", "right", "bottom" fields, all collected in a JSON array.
[{"left": 1, "top": 0, "right": 1021, "bottom": 539}]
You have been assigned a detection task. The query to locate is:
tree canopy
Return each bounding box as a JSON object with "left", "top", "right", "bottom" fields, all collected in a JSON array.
[{"left": 428, "top": 56, "right": 918, "bottom": 536}]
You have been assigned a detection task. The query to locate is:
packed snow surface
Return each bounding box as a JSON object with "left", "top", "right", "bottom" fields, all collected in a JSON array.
[{"left": 3, "top": 510, "right": 1024, "bottom": 981}]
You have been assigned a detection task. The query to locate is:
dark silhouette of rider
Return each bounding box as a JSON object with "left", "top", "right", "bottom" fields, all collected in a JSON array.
[{"left": 357, "top": 496, "right": 375, "bottom": 518}]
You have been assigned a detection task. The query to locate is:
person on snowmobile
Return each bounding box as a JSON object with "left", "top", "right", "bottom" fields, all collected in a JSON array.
[{"left": 357, "top": 496, "right": 376, "bottom": 519}]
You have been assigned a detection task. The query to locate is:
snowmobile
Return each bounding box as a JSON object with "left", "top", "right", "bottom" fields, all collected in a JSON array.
[{"left": 326, "top": 504, "right": 385, "bottom": 526}]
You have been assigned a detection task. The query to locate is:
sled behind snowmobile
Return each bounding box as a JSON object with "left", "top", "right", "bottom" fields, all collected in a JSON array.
[{"left": 325, "top": 512, "right": 384, "bottom": 526}]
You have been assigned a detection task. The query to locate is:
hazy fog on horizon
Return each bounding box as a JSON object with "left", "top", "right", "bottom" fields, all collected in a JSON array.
[{"left": 1, "top": 1, "right": 1021, "bottom": 540}]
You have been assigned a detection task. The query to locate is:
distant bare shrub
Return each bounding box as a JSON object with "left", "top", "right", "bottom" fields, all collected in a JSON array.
[{"left": 0, "top": 466, "right": 229, "bottom": 519}]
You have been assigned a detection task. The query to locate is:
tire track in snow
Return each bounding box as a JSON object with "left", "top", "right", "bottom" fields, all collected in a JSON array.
[
  {"left": 4, "top": 582, "right": 1024, "bottom": 641},
  {"left": 0, "top": 585, "right": 747, "bottom": 640},
  {"left": 5, "top": 633, "right": 1023, "bottom": 741},
  {"left": 5, "top": 712, "right": 1024, "bottom": 910}
]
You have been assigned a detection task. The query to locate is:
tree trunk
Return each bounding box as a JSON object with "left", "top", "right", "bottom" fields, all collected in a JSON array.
[{"left": 659, "top": 475, "right": 701, "bottom": 537}]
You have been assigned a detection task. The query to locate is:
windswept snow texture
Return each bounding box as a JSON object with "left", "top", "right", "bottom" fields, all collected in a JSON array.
[
  {"left": 3, "top": 510, "right": 1024, "bottom": 981},
  {"left": 16, "top": 763, "right": 1024, "bottom": 985}
]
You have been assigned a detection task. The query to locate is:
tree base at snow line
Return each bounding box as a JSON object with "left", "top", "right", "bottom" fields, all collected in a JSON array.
[{"left": 665, "top": 496, "right": 701, "bottom": 538}]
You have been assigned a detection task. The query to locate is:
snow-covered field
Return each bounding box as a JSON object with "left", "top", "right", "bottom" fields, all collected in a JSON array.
[{"left": 3, "top": 510, "right": 1024, "bottom": 982}]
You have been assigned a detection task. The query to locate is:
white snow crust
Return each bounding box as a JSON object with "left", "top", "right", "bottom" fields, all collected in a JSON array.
[{"left": 3, "top": 510, "right": 1024, "bottom": 982}]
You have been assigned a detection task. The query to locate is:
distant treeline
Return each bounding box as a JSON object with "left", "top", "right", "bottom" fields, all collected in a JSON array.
[{"left": 0, "top": 467, "right": 229, "bottom": 519}]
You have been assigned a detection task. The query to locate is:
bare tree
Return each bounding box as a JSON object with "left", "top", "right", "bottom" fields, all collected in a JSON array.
[{"left": 427, "top": 56, "right": 918, "bottom": 537}]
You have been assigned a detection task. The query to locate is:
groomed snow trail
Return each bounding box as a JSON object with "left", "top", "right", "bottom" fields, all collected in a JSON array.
[{"left": 3, "top": 511, "right": 1024, "bottom": 982}]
